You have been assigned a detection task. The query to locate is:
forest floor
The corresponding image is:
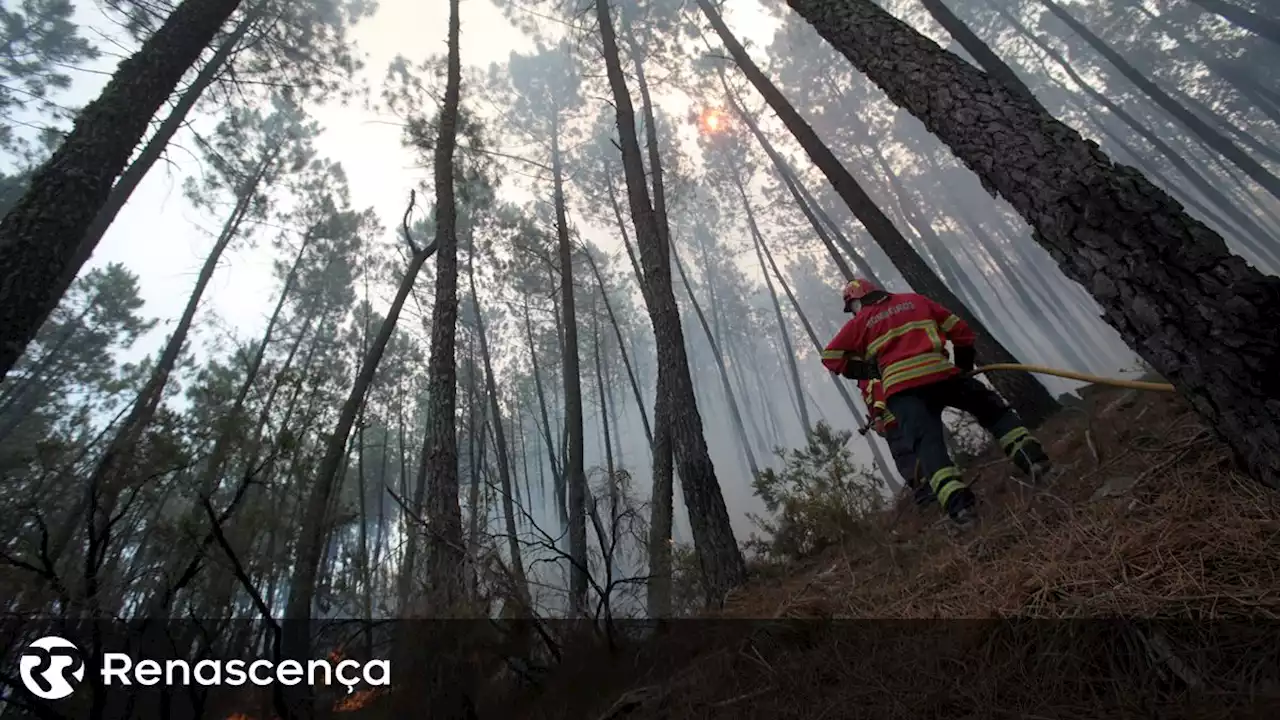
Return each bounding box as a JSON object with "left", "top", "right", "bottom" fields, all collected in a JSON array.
[{"left": 494, "top": 382, "right": 1280, "bottom": 720}]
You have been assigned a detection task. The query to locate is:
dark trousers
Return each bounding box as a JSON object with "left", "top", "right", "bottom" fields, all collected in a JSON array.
[
  {"left": 884, "top": 425, "right": 920, "bottom": 487},
  {"left": 886, "top": 375, "right": 1048, "bottom": 517}
]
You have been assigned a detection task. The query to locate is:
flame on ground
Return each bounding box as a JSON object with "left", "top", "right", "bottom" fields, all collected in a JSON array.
[{"left": 334, "top": 687, "right": 388, "bottom": 712}]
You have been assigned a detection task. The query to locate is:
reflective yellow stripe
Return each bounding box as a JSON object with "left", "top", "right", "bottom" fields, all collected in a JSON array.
[
  {"left": 941, "top": 315, "right": 960, "bottom": 333},
  {"left": 821, "top": 349, "right": 847, "bottom": 360},
  {"left": 930, "top": 466, "right": 966, "bottom": 508},
  {"left": 881, "top": 354, "right": 954, "bottom": 392},
  {"left": 867, "top": 319, "right": 942, "bottom": 356},
  {"left": 999, "top": 427, "right": 1030, "bottom": 451}
]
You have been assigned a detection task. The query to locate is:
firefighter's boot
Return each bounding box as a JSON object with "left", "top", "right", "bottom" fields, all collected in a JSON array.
[
  {"left": 999, "top": 427, "right": 1054, "bottom": 485},
  {"left": 930, "top": 466, "right": 977, "bottom": 528}
]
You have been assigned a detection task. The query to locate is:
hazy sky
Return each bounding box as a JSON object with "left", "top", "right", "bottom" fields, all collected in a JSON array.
[{"left": 59, "top": 0, "right": 777, "bottom": 365}]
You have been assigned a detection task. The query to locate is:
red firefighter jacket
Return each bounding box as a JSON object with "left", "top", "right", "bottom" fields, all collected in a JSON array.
[{"left": 822, "top": 292, "right": 975, "bottom": 399}]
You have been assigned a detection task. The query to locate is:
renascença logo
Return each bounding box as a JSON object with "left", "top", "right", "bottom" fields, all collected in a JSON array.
[
  {"left": 20, "top": 636, "right": 85, "bottom": 700},
  {"left": 17, "top": 636, "right": 390, "bottom": 700}
]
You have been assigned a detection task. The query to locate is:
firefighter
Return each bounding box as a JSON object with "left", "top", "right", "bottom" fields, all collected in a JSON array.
[
  {"left": 858, "top": 377, "right": 933, "bottom": 508},
  {"left": 821, "top": 278, "right": 1053, "bottom": 529}
]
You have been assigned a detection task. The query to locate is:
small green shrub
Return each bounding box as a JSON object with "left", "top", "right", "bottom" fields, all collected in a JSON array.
[{"left": 745, "top": 422, "right": 887, "bottom": 562}]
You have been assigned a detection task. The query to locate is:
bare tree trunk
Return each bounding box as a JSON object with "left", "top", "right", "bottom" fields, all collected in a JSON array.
[
  {"left": 671, "top": 244, "right": 760, "bottom": 479},
  {"left": 584, "top": 249, "right": 652, "bottom": 447},
  {"left": 0, "top": 0, "right": 246, "bottom": 381},
  {"left": 523, "top": 299, "right": 565, "bottom": 524},
  {"left": 995, "top": 1, "right": 1280, "bottom": 272},
  {"left": 785, "top": 0, "right": 1280, "bottom": 488},
  {"left": 551, "top": 131, "right": 588, "bottom": 617},
  {"left": 1039, "top": 0, "right": 1280, "bottom": 202},
  {"left": 700, "top": 0, "right": 1059, "bottom": 428},
  {"left": 468, "top": 251, "right": 529, "bottom": 606},
  {"left": 592, "top": 304, "right": 618, "bottom": 511},
  {"left": 420, "top": 0, "right": 465, "bottom": 617},
  {"left": 733, "top": 169, "right": 811, "bottom": 436},
  {"left": 284, "top": 235, "right": 438, "bottom": 682},
  {"left": 596, "top": 0, "right": 746, "bottom": 604},
  {"left": 1186, "top": 0, "right": 1280, "bottom": 47}
]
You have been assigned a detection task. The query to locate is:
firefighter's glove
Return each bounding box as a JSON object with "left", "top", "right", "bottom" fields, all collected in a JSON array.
[
  {"left": 842, "top": 359, "right": 877, "bottom": 381},
  {"left": 953, "top": 345, "right": 976, "bottom": 374}
]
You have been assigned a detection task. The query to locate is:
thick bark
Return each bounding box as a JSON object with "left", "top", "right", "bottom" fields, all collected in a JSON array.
[
  {"left": 0, "top": 0, "right": 245, "bottom": 382},
  {"left": 595, "top": 0, "right": 746, "bottom": 604},
  {"left": 734, "top": 169, "right": 811, "bottom": 436},
  {"left": 468, "top": 258, "right": 528, "bottom": 605},
  {"left": 702, "top": 0, "right": 1059, "bottom": 427},
  {"left": 61, "top": 6, "right": 266, "bottom": 298},
  {"left": 919, "top": 0, "right": 1044, "bottom": 112},
  {"left": 1187, "top": 0, "right": 1280, "bottom": 46},
  {"left": 551, "top": 133, "right": 588, "bottom": 617},
  {"left": 996, "top": 2, "right": 1280, "bottom": 276},
  {"left": 1038, "top": 0, "right": 1280, "bottom": 202},
  {"left": 420, "top": 0, "right": 465, "bottom": 614},
  {"left": 785, "top": 0, "right": 1280, "bottom": 487}
]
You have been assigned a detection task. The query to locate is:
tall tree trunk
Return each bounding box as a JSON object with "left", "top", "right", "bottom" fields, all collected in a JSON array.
[
  {"left": 420, "top": 0, "right": 465, "bottom": 615},
  {"left": 671, "top": 244, "right": 760, "bottom": 480},
  {"left": 596, "top": 0, "right": 746, "bottom": 604},
  {"left": 584, "top": 250, "right": 653, "bottom": 448},
  {"left": 0, "top": 0, "right": 246, "bottom": 382},
  {"left": 465, "top": 343, "right": 482, "bottom": 599},
  {"left": 523, "top": 299, "right": 565, "bottom": 525},
  {"left": 592, "top": 305, "right": 618, "bottom": 510},
  {"left": 60, "top": 146, "right": 274, "bottom": 594},
  {"left": 1187, "top": 0, "right": 1280, "bottom": 46},
  {"left": 551, "top": 132, "right": 588, "bottom": 617},
  {"left": 63, "top": 5, "right": 267, "bottom": 292},
  {"left": 733, "top": 168, "right": 811, "bottom": 435},
  {"left": 468, "top": 254, "right": 529, "bottom": 606},
  {"left": 1038, "top": 0, "right": 1280, "bottom": 202},
  {"left": 784, "top": 0, "right": 1280, "bottom": 488},
  {"left": 701, "top": 0, "right": 1058, "bottom": 428},
  {"left": 283, "top": 237, "right": 438, "bottom": 686},
  {"left": 919, "top": 0, "right": 1045, "bottom": 112},
  {"left": 995, "top": 1, "right": 1280, "bottom": 273}
]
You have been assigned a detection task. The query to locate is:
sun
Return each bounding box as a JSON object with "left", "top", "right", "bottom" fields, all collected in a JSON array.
[{"left": 699, "top": 108, "right": 729, "bottom": 135}]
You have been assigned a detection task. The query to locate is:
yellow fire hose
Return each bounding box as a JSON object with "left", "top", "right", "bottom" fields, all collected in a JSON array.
[
  {"left": 856, "top": 363, "right": 1176, "bottom": 435},
  {"left": 968, "top": 363, "right": 1176, "bottom": 393}
]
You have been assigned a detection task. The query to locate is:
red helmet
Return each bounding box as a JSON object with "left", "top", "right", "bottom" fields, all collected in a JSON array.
[{"left": 842, "top": 278, "right": 881, "bottom": 312}]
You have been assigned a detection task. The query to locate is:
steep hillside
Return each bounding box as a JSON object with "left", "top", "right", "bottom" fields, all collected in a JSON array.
[{"left": 496, "top": 384, "right": 1280, "bottom": 720}]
